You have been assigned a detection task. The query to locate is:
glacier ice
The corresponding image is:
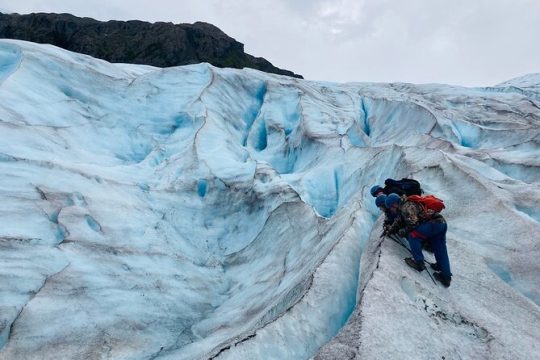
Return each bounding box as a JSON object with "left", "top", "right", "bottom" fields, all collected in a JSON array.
[{"left": 0, "top": 40, "right": 539, "bottom": 359}]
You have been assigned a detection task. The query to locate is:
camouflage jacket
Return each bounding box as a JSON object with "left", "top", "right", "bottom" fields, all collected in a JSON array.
[{"left": 388, "top": 199, "right": 445, "bottom": 235}]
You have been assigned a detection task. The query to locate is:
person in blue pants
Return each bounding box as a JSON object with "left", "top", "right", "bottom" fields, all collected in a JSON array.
[
  {"left": 384, "top": 193, "right": 452, "bottom": 287},
  {"left": 407, "top": 217, "right": 452, "bottom": 286}
]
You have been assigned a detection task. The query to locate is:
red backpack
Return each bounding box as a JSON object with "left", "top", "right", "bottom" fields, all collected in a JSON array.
[{"left": 408, "top": 195, "right": 445, "bottom": 213}]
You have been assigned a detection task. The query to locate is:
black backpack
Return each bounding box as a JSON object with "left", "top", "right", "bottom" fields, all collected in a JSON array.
[{"left": 384, "top": 178, "right": 423, "bottom": 196}]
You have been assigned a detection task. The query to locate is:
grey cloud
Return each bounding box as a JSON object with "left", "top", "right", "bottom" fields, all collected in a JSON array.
[{"left": 0, "top": 0, "right": 538, "bottom": 86}]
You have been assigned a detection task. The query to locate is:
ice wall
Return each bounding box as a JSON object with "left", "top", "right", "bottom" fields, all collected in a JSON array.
[{"left": 0, "top": 40, "right": 539, "bottom": 359}]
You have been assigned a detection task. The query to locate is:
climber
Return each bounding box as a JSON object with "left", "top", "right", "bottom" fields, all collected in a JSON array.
[
  {"left": 375, "top": 194, "right": 387, "bottom": 210},
  {"left": 384, "top": 193, "right": 452, "bottom": 287},
  {"left": 375, "top": 194, "right": 397, "bottom": 236}
]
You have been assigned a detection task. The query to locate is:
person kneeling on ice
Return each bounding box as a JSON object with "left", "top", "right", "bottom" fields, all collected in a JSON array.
[{"left": 384, "top": 193, "right": 452, "bottom": 287}]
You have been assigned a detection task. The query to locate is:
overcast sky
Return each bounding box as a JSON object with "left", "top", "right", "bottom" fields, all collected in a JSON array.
[{"left": 1, "top": 0, "right": 539, "bottom": 86}]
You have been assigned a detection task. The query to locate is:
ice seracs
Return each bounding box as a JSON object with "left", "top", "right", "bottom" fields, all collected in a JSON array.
[{"left": 0, "top": 40, "right": 539, "bottom": 359}]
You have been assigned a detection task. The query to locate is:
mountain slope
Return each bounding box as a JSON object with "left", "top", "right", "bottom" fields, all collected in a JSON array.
[
  {"left": 0, "top": 40, "right": 538, "bottom": 359},
  {"left": 0, "top": 12, "right": 302, "bottom": 78}
]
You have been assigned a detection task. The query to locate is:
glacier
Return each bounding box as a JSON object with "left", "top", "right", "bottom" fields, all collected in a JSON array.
[{"left": 0, "top": 39, "right": 539, "bottom": 360}]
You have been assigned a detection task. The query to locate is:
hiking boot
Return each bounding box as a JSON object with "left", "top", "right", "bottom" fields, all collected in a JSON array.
[
  {"left": 434, "top": 271, "right": 451, "bottom": 287},
  {"left": 430, "top": 262, "right": 441, "bottom": 271},
  {"left": 405, "top": 257, "right": 425, "bottom": 272}
]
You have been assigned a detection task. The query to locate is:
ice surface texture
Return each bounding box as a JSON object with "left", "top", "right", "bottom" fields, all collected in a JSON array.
[{"left": 0, "top": 40, "right": 539, "bottom": 359}]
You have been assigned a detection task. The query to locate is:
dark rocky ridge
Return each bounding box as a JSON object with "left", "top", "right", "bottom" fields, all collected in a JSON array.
[{"left": 0, "top": 12, "right": 302, "bottom": 78}]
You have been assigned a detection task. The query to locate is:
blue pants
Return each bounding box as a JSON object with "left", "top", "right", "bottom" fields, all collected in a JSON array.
[{"left": 407, "top": 221, "right": 452, "bottom": 277}]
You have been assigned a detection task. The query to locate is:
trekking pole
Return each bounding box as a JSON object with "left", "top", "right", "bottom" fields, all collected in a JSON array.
[
  {"left": 423, "top": 261, "right": 436, "bottom": 285},
  {"left": 388, "top": 234, "right": 412, "bottom": 254},
  {"left": 388, "top": 234, "right": 437, "bottom": 285},
  {"left": 390, "top": 234, "right": 436, "bottom": 267}
]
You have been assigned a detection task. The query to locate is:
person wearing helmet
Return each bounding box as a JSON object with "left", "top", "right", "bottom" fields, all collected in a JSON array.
[
  {"left": 384, "top": 193, "right": 452, "bottom": 287},
  {"left": 375, "top": 194, "right": 387, "bottom": 209},
  {"left": 375, "top": 194, "right": 397, "bottom": 235},
  {"left": 370, "top": 185, "right": 385, "bottom": 198}
]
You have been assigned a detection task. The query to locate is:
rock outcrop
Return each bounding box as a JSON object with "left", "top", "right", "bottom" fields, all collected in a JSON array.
[{"left": 0, "top": 12, "right": 302, "bottom": 78}]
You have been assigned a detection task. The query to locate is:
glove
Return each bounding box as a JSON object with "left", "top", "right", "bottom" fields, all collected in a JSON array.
[{"left": 398, "top": 228, "right": 407, "bottom": 238}]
